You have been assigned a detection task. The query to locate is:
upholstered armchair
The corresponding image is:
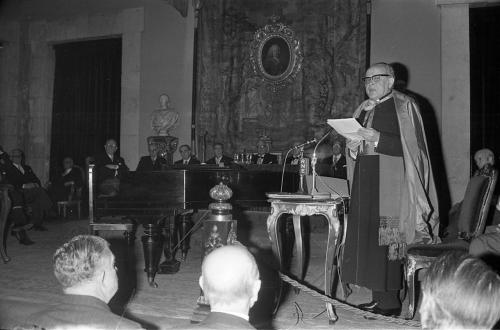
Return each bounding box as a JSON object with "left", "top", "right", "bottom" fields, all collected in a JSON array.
[{"left": 404, "top": 168, "right": 498, "bottom": 319}]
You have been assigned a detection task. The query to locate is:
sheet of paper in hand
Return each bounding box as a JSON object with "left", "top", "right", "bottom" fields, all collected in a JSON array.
[{"left": 327, "top": 118, "right": 364, "bottom": 141}]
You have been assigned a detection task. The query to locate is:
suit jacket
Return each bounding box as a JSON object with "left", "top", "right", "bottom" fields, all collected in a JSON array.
[
  {"left": 2, "top": 162, "right": 42, "bottom": 190},
  {"left": 54, "top": 167, "right": 84, "bottom": 188},
  {"left": 251, "top": 153, "right": 278, "bottom": 165},
  {"left": 317, "top": 154, "right": 347, "bottom": 179},
  {"left": 197, "top": 312, "right": 256, "bottom": 330},
  {"left": 136, "top": 156, "right": 167, "bottom": 171},
  {"left": 93, "top": 152, "right": 129, "bottom": 182},
  {"left": 25, "top": 294, "right": 143, "bottom": 330},
  {"left": 206, "top": 155, "right": 233, "bottom": 165},
  {"left": 174, "top": 157, "right": 201, "bottom": 165}
]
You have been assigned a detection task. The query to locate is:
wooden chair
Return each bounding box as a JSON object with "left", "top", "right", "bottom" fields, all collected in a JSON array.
[
  {"left": 57, "top": 184, "right": 81, "bottom": 219},
  {"left": 404, "top": 168, "right": 498, "bottom": 319},
  {"left": 88, "top": 165, "right": 134, "bottom": 243}
]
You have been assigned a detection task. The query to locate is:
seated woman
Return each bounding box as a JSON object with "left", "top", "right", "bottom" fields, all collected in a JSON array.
[{"left": 49, "top": 157, "right": 83, "bottom": 202}]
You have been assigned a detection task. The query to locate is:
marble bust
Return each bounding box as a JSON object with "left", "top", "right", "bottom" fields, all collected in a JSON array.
[{"left": 151, "top": 93, "right": 179, "bottom": 136}]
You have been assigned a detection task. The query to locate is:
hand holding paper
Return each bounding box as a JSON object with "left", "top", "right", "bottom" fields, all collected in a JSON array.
[{"left": 327, "top": 118, "right": 364, "bottom": 141}]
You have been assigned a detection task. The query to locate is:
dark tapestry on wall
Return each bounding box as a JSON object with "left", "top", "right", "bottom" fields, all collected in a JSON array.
[{"left": 195, "top": 0, "right": 367, "bottom": 157}]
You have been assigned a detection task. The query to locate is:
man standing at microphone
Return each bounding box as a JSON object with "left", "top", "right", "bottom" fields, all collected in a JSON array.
[{"left": 341, "top": 63, "right": 439, "bottom": 316}]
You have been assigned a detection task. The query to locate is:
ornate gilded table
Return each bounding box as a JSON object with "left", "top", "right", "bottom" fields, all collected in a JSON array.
[{"left": 266, "top": 197, "right": 345, "bottom": 323}]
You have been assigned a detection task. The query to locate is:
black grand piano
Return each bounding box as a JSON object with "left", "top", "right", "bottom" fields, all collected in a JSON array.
[{"left": 88, "top": 164, "right": 299, "bottom": 286}]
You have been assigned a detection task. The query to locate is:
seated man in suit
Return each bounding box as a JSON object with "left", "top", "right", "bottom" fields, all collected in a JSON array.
[
  {"left": 206, "top": 143, "right": 233, "bottom": 166},
  {"left": 317, "top": 141, "right": 347, "bottom": 179},
  {"left": 136, "top": 143, "right": 167, "bottom": 171},
  {"left": 198, "top": 245, "right": 261, "bottom": 329},
  {"left": 1, "top": 148, "right": 52, "bottom": 232},
  {"left": 25, "top": 235, "right": 143, "bottom": 329},
  {"left": 0, "top": 147, "right": 34, "bottom": 244},
  {"left": 174, "top": 144, "right": 201, "bottom": 165},
  {"left": 251, "top": 139, "right": 278, "bottom": 165},
  {"left": 48, "top": 157, "right": 84, "bottom": 202},
  {"left": 93, "top": 139, "right": 129, "bottom": 196},
  {"left": 420, "top": 251, "right": 500, "bottom": 329},
  {"left": 285, "top": 141, "right": 305, "bottom": 165},
  {"left": 444, "top": 148, "right": 496, "bottom": 241}
]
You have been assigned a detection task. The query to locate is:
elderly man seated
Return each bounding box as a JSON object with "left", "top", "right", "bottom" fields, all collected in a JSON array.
[
  {"left": 48, "top": 157, "right": 83, "bottom": 202},
  {"left": 197, "top": 245, "right": 261, "bottom": 329},
  {"left": 443, "top": 148, "right": 496, "bottom": 240},
  {"left": 0, "top": 147, "right": 34, "bottom": 244},
  {"left": 94, "top": 138, "right": 129, "bottom": 196},
  {"left": 1, "top": 148, "right": 52, "bottom": 232},
  {"left": 420, "top": 251, "right": 500, "bottom": 329},
  {"left": 251, "top": 139, "right": 278, "bottom": 165},
  {"left": 136, "top": 143, "right": 167, "bottom": 171},
  {"left": 25, "top": 235, "right": 143, "bottom": 329}
]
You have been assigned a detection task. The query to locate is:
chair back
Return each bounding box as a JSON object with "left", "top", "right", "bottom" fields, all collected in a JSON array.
[{"left": 457, "top": 169, "right": 498, "bottom": 240}]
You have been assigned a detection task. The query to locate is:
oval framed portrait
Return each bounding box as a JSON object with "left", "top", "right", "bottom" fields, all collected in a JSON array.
[{"left": 250, "top": 22, "right": 303, "bottom": 90}]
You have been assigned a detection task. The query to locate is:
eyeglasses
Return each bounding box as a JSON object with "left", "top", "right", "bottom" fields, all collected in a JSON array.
[{"left": 362, "top": 74, "right": 391, "bottom": 85}]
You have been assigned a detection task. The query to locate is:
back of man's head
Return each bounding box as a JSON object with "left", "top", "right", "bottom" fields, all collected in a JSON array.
[
  {"left": 474, "top": 148, "right": 495, "bottom": 169},
  {"left": 420, "top": 251, "right": 500, "bottom": 329},
  {"left": 200, "top": 245, "right": 261, "bottom": 314},
  {"left": 53, "top": 235, "right": 117, "bottom": 303}
]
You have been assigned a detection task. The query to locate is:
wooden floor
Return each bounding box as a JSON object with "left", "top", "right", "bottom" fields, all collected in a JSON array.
[{"left": 0, "top": 212, "right": 419, "bottom": 329}]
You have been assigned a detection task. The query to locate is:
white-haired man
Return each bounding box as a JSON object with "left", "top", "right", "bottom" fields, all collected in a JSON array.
[
  {"left": 198, "top": 245, "right": 261, "bottom": 329},
  {"left": 25, "top": 235, "right": 142, "bottom": 329},
  {"left": 420, "top": 251, "right": 500, "bottom": 329},
  {"left": 342, "top": 62, "right": 439, "bottom": 316}
]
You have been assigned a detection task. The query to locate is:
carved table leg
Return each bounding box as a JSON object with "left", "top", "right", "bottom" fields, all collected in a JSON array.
[
  {"left": 267, "top": 210, "right": 284, "bottom": 315},
  {"left": 141, "top": 223, "right": 163, "bottom": 288},
  {"left": 176, "top": 212, "right": 193, "bottom": 261},
  {"left": 292, "top": 215, "right": 305, "bottom": 281},
  {"left": 324, "top": 210, "right": 340, "bottom": 324}
]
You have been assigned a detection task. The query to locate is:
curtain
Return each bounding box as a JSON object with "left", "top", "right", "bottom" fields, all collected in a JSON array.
[
  {"left": 50, "top": 38, "right": 122, "bottom": 179},
  {"left": 195, "top": 0, "right": 367, "bottom": 157}
]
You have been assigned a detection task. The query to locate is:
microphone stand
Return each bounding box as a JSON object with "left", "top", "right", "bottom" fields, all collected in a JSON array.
[{"left": 311, "top": 129, "right": 333, "bottom": 198}]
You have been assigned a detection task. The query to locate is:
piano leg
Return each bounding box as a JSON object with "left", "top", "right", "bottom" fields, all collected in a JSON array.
[
  {"left": 158, "top": 215, "right": 180, "bottom": 274},
  {"left": 141, "top": 223, "right": 163, "bottom": 288},
  {"left": 177, "top": 212, "right": 193, "bottom": 261}
]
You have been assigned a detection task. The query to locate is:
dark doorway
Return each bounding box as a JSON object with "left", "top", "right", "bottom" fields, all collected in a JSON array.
[
  {"left": 470, "top": 6, "right": 500, "bottom": 173},
  {"left": 50, "top": 38, "right": 122, "bottom": 179}
]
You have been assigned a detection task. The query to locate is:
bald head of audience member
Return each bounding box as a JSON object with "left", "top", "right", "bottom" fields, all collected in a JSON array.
[
  {"left": 199, "top": 245, "right": 261, "bottom": 316},
  {"left": 53, "top": 235, "right": 118, "bottom": 304},
  {"left": 420, "top": 251, "right": 500, "bottom": 329},
  {"left": 474, "top": 148, "right": 495, "bottom": 170}
]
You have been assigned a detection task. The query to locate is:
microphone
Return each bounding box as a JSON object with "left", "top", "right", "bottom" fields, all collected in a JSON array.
[{"left": 293, "top": 138, "right": 317, "bottom": 150}]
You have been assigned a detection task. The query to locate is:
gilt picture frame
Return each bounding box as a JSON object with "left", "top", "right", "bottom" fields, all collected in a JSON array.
[{"left": 250, "top": 22, "right": 303, "bottom": 90}]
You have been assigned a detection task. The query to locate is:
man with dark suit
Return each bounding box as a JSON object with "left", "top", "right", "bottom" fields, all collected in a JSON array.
[
  {"left": 93, "top": 139, "right": 129, "bottom": 196},
  {"left": 206, "top": 143, "right": 233, "bottom": 166},
  {"left": 198, "top": 245, "right": 261, "bottom": 329},
  {"left": 2, "top": 148, "right": 52, "bottom": 232},
  {"left": 0, "top": 147, "right": 35, "bottom": 244},
  {"left": 174, "top": 144, "right": 201, "bottom": 165},
  {"left": 136, "top": 143, "right": 167, "bottom": 171},
  {"left": 49, "top": 157, "right": 84, "bottom": 202},
  {"left": 317, "top": 141, "right": 347, "bottom": 179},
  {"left": 25, "top": 235, "right": 143, "bottom": 329},
  {"left": 251, "top": 140, "right": 278, "bottom": 165}
]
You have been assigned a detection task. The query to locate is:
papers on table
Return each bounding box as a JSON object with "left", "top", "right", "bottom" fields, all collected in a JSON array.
[{"left": 327, "top": 118, "right": 364, "bottom": 141}]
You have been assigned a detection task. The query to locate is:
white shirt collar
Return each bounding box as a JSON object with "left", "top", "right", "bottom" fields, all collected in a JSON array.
[{"left": 210, "top": 308, "right": 249, "bottom": 321}]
